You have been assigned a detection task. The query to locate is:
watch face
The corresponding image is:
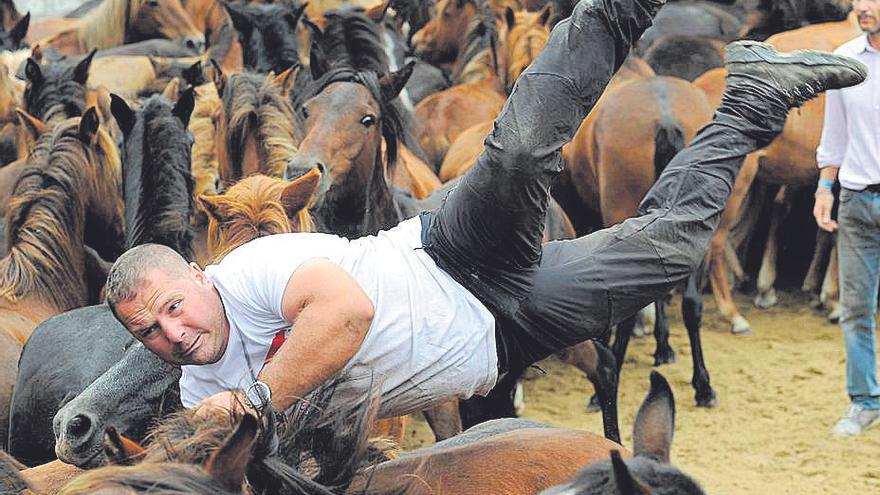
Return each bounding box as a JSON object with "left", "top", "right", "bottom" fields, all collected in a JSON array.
[{"left": 247, "top": 382, "right": 271, "bottom": 409}]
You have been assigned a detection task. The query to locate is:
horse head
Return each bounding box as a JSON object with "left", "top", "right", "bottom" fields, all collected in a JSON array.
[
  {"left": 198, "top": 172, "right": 319, "bottom": 262},
  {"left": 502, "top": 5, "right": 552, "bottom": 90},
  {"left": 23, "top": 50, "right": 95, "bottom": 126},
  {"left": 213, "top": 65, "right": 302, "bottom": 186},
  {"left": 284, "top": 62, "right": 413, "bottom": 237},
  {"left": 0, "top": 11, "right": 28, "bottom": 52},
  {"left": 412, "top": 0, "right": 479, "bottom": 63},
  {"left": 126, "top": 0, "right": 205, "bottom": 52},
  {"left": 223, "top": 0, "right": 306, "bottom": 74},
  {"left": 539, "top": 372, "right": 706, "bottom": 495}
]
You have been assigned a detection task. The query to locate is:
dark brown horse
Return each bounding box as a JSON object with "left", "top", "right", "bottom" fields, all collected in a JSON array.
[{"left": 31, "top": 0, "right": 204, "bottom": 55}]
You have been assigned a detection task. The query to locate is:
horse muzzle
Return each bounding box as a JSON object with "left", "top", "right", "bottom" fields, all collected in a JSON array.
[{"left": 53, "top": 409, "right": 106, "bottom": 468}]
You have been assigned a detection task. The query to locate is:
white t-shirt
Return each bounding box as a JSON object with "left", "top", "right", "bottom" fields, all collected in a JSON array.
[{"left": 179, "top": 216, "right": 498, "bottom": 417}]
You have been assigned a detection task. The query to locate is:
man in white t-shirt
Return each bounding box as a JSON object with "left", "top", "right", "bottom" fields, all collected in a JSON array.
[{"left": 105, "top": 0, "right": 867, "bottom": 419}]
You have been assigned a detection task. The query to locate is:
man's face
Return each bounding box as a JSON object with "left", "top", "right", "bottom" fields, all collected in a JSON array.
[
  {"left": 854, "top": 0, "right": 880, "bottom": 35},
  {"left": 116, "top": 264, "right": 229, "bottom": 366}
]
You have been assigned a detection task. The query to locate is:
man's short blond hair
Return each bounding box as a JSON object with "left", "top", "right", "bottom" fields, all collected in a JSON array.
[{"left": 105, "top": 244, "right": 191, "bottom": 313}]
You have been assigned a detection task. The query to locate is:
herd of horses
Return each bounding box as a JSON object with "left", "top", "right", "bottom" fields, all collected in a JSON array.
[{"left": 0, "top": 0, "right": 863, "bottom": 493}]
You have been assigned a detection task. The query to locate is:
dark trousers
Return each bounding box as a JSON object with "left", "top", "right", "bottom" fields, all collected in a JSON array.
[{"left": 421, "top": 0, "right": 784, "bottom": 372}]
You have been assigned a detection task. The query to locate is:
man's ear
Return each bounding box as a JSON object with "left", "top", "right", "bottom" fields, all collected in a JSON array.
[{"left": 189, "top": 261, "right": 211, "bottom": 286}]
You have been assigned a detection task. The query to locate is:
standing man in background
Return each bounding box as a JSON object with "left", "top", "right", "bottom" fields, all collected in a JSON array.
[{"left": 814, "top": 0, "right": 880, "bottom": 438}]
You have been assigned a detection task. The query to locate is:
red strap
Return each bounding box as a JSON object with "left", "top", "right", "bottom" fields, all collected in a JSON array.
[{"left": 263, "top": 328, "right": 289, "bottom": 368}]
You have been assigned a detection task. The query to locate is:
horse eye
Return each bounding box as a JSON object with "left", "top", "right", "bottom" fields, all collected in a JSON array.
[
  {"left": 147, "top": 0, "right": 159, "bottom": 7},
  {"left": 361, "top": 115, "right": 377, "bottom": 128},
  {"left": 300, "top": 107, "right": 310, "bottom": 120}
]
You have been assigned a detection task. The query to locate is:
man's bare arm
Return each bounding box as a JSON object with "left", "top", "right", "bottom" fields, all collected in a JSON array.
[{"left": 258, "top": 259, "right": 374, "bottom": 411}]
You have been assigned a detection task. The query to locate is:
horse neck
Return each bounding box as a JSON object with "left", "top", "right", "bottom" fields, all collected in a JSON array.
[{"left": 76, "top": 0, "right": 131, "bottom": 51}]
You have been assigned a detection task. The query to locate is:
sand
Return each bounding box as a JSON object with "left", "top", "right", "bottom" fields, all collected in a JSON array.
[{"left": 403, "top": 291, "right": 880, "bottom": 494}]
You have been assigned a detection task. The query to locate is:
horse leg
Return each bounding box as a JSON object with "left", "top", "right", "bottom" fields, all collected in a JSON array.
[
  {"left": 708, "top": 152, "right": 758, "bottom": 334},
  {"left": 587, "top": 315, "right": 635, "bottom": 413},
  {"left": 633, "top": 302, "right": 655, "bottom": 337},
  {"left": 754, "top": 185, "right": 786, "bottom": 309},
  {"left": 823, "top": 237, "right": 841, "bottom": 323},
  {"left": 422, "top": 399, "right": 463, "bottom": 442},
  {"left": 458, "top": 367, "right": 523, "bottom": 430},
  {"left": 653, "top": 295, "right": 675, "bottom": 365},
  {"left": 683, "top": 266, "right": 717, "bottom": 407},
  {"left": 803, "top": 227, "right": 834, "bottom": 308},
  {"left": 558, "top": 341, "right": 620, "bottom": 443}
]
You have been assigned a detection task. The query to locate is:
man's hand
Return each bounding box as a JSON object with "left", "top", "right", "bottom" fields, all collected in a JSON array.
[
  {"left": 195, "top": 390, "right": 252, "bottom": 418},
  {"left": 813, "top": 189, "right": 838, "bottom": 232}
]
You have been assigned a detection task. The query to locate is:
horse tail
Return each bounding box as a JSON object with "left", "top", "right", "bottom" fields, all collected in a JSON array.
[{"left": 653, "top": 115, "right": 684, "bottom": 180}]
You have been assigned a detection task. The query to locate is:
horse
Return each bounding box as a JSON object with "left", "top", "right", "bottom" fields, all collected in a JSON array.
[
  {"left": 212, "top": 65, "right": 303, "bottom": 187},
  {"left": 412, "top": 0, "right": 506, "bottom": 170},
  {"left": 0, "top": 11, "right": 28, "bottom": 52},
  {"left": 0, "top": 0, "right": 21, "bottom": 32},
  {"left": 181, "top": 0, "right": 243, "bottom": 72},
  {"left": 7, "top": 93, "right": 195, "bottom": 467},
  {"left": 635, "top": 0, "right": 742, "bottom": 55},
  {"left": 30, "top": 0, "right": 205, "bottom": 56},
  {"left": 0, "top": 63, "right": 23, "bottom": 167},
  {"left": 0, "top": 110, "right": 121, "bottom": 458},
  {"left": 223, "top": 0, "right": 307, "bottom": 75},
  {"left": 691, "top": 15, "right": 859, "bottom": 333},
  {"left": 22, "top": 51, "right": 94, "bottom": 126},
  {"left": 642, "top": 34, "right": 724, "bottom": 81},
  {"left": 189, "top": 82, "right": 221, "bottom": 227}
]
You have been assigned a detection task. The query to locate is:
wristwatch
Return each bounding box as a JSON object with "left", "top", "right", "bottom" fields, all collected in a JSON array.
[{"left": 244, "top": 381, "right": 272, "bottom": 411}]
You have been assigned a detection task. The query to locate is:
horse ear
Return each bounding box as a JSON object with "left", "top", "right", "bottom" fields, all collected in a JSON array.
[
  {"left": 30, "top": 42, "right": 43, "bottom": 62},
  {"left": 538, "top": 3, "right": 553, "bottom": 26},
  {"left": 210, "top": 58, "right": 226, "bottom": 96},
  {"left": 273, "top": 63, "right": 300, "bottom": 97},
  {"left": 24, "top": 57, "right": 42, "bottom": 85},
  {"left": 205, "top": 413, "right": 259, "bottom": 491},
  {"left": 173, "top": 87, "right": 196, "bottom": 128},
  {"left": 610, "top": 450, "right": 652, "bottom": 495},
  {"left": 281, "top": 167, "right": 320, "bottom": 221},
  {"left": 504, "top": 6, "right": 515, "bottom": 31},
  {"left": 182, "top": 60, "right": 204, "bottom": 87},
  {"left": 285, "top": 1, "right": 307, "bottom": 29},
  {"left": 224, "top": 1, "right": 252, "bottom": 34},
  {"left": 10, "top": 11, "right": 29, "bottom": 44},
  {"left": 364, "top": 1, "right": 390, "bottom": 22},
  {"left": 15, "top": 108, "right": 46, "bottom": 148},
  {"left": 198, "top": 193, "right": 232, "bottom": 224},
  {"left": 73, "top": 49, "right": 97, "bottom": 85},
  {"left": 78, "top": 106, "right": 101, "bottom": 146},
  {"left": 161, "top": 77, "right": 181, "bottom": 102},
  {"left": 632, "top": 371, "right": 675, "bottom": 464},
  {"left": 378, "top": 60, "right": 414, "bottom": 103},
  {"left": 110, "top": 93, "right": 136, "bottom": 137},
  {"left": 103, "top": 426, "right": 146, "bottom": 466},
  {"left": 307, "top": 23, "right": 329, "bottom": 81}
]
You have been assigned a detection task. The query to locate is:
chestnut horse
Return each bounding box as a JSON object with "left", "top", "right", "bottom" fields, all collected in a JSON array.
[
  {"left": 0, "top": 110, "right": 122, "bottom": 458},
  {"left": 212, "top": 65, "right": 303, "bottom": 186},
  {"left": 182, "top": 0, "right": 243, "bottom": 72},
  {"left": 31, "top": 0, "right": 204, "bottom": 56},
  {"left": 692, "top": 15, "right": 859, "bottom": 333}
]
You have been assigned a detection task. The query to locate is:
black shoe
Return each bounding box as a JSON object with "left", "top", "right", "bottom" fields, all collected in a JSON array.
[{"left": 725, "top": 40, "right": 867, "bottom": 107}]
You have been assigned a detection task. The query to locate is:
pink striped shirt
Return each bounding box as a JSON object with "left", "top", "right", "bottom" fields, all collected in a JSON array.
[{"left": 816, "top": 35, "right": 880, "bottom": 190}]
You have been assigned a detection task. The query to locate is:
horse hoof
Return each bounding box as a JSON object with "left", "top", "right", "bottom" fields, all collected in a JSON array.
[
  {"left": 654, "top": 350, "right": 676, "bottom": 366},
  {"left": 696, "top": 392, "right": 719, "bottom": 408},
  {"left": 731, "top": 316, "right": 752, "bottom": 335},
  {"left": 754, "top": 290, "right": 777, "bottom": 309},
  {"left": 586, "top": 394, "right": 600, "bottom": 413}
]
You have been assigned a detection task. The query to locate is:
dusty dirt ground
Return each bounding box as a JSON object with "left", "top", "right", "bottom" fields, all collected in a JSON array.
[{"left": 403, "top": 291, "right": 880, "bottom": 494}]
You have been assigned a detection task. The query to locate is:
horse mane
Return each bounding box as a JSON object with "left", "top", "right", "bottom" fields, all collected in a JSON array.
[
  {"left": 206, "top": 175, "right": 315, "bottom": 263},
  {"left": 222, "top": 73, "right": 302, "bottom": 178},
  {"left": 321, "top": 9, "right": 389, "bottom": 74},
  {"left": 503, "top": 9, "right": 551, "bottom": 89},
  {"left": 303, "top": 67, "right": 406, "bottom": 175},
  {"left": 0, "top": 118, "right": 118, "bottom": 311},
  {"left": 122, "top": 95, "right": 196, "bottom": 260},
  {"left": 190, "top": 83, "right": 221, "bottom": 208},
  {"left": 60, "top": 379, "right": 383, "bottom": 494},
  {"left": 76, "top": 0, "right": 139, "bottom": 51},
  {"left": 450, "top": 0, "right": 498, "bottom": 84}
]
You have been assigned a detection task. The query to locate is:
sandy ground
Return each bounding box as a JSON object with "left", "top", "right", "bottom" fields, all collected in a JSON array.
[{"left": 403, "top": 291, "right": 880, "bottom": 494}]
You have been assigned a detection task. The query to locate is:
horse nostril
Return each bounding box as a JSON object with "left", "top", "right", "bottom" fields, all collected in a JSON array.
[
  {"left": 67, "top": 414, "right": 94, "bottom": 441},
  {"left": 184, "top": 36, "right": 205, "bottom": 53},
  {"left": 315, "top": 162, "right": 326, "bottom": 176}
]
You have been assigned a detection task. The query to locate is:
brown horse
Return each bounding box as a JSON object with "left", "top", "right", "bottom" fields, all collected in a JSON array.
[
  {"left": 182, "top": 0, "right": 243, "bottom": 71},
  {"left": 212, "top": 64, "right": 302, "bottom": 187},
  {"left": 0, "top": 109, "right": 122, "bottom": 461},
  {"left": 31, "top": 0, "right": 204, "bottom": 55},
  {"left": 692, "top": 15, "right": 859, "bottom": 333}
]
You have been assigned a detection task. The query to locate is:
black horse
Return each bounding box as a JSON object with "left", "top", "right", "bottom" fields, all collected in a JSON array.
[{"left": 7, "top": 92, "right": 195, "bottom": 467}]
